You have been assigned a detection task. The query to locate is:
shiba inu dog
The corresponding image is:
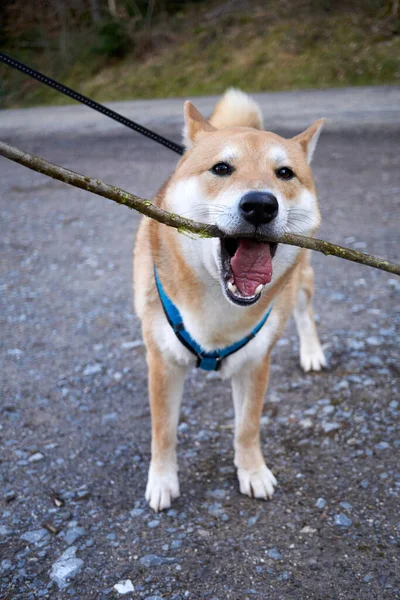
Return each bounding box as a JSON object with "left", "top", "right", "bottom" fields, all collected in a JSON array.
[{"left": 133, "top": 89, "right": 326, "bottom": 512}]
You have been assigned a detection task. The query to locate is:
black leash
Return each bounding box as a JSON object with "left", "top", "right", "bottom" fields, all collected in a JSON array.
[{"left": 0, "top": 51, "right": 184, "bottom": 156}]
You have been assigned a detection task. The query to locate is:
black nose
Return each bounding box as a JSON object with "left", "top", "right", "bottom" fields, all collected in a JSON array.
[{"left": 239, "top": 192, "right": 279, "bottom": 226}]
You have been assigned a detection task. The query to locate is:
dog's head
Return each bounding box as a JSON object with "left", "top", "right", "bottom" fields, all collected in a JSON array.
[{"left": 165, "top": 99, "right": 324, "bottom": 307}]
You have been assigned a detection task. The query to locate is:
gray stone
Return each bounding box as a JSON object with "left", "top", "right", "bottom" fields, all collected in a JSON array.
[
  {"left": 206, "top": 488, "right": 226, "bottom": 500},
  {"left": 28, "top": 452, "right": 44, "bottom": 463},
  {"left": 247, "top": 514, "right": 260, "bottom": 526},
  {"left": 321, "top": 421, "right": 340, "bottom": 433},
  {"left": 121, "top": 340, "right": 143, "bottom": 350},
  {"left": 20, "top": 529, "right": 49, "bottom": 544},
  {"left": 0, "top": 526, "right": 11, "bottom": 537},
  {"left": 315, "top": 497, "right": 327, "bottom": 510},
  {"left": 147, "top": 519, "right": 160, "bottom": 528},
  {"left": 83, "top": 363, "right": 102, "bottom": 376},
  {"left": 64, "top": 526, "right": 86, "bottom": 546},
  {"left": 334, "top": 513, "right": 352, "bottom": 527},
  {"left": 130, "top": 508, "right": 144, "bottom": 517},
  {"left": 113, "top": 579, "right": 134, "bottom": 594},
  {"left": 139, "top": 554, "right": 176, "bottom": 568},
  {"left": 49, "top": 546, "right": 83, "bottom": 589},
  {"left": 339, "top": 502, "right": 353, "bottom": 511},
  {"left": 1, "top": 559, "right": 12, "bottom": 571},
  {"left": 102, "top": 412, "right": 118, "bottom": 424},
  {"left": 207, "top": 502, "right": 226, "bottom": 518},
  {"left": 267, "top": 548, "right": 282, "bottom": 560},
  {"left": 375, "top": 441, "right": 390, "bottom": 450}
]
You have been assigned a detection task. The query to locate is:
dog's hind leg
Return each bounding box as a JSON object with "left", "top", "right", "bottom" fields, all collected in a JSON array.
[
  {"left": 232, "top": 353, "right": 277, "bottom": 500},
  {"left": 294, "top": 254, "right": 326, "bottom": 372},
  {"left": 145, "top": 347, "right": 186, "bottom": 512}
]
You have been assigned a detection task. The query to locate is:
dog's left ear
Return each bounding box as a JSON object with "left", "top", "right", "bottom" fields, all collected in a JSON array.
[
  {"left": 292, "top": 119, "right": 326, "bottom": 164},
  {"left": 183, "top": 101, "right": 216, "bottom": 149}
]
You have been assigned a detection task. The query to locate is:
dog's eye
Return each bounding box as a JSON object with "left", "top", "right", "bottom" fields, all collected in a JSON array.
[
  {"left": 276, "top": 167, "right": 295, "bottom": 180},
  {"left": 211, "top": 162, "right": 234, "bottom": 176}
]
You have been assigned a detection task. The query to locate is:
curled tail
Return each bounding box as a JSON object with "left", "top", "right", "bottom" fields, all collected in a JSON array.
[{"left": 209, "top": 88, "right": 264, "bottom": 130}]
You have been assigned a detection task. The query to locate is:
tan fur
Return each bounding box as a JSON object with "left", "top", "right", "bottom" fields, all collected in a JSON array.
[
  {"left": 209, "top": 88, "right": 264, "bottom": 130},
  {"left": 133, "top": 90, "right": 325, "bottom": 511}
]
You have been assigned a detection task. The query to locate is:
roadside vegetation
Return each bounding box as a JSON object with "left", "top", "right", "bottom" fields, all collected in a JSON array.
[{"left": 1, "top": 0, "right": 399, "bottom": 108}]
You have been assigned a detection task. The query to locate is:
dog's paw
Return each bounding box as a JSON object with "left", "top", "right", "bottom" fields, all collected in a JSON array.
[
  {"left": 145, "top": 465, "right": 180, "bottom": 512},
  {"left": 237, "top": 464, "right": 277, "bottom": 500},
  {"left": 300, "top": 340, "right": 327, "bottom": 373}
]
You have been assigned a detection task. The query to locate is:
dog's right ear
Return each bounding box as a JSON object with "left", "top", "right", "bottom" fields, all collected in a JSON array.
[{"left": 183, "top": 101, "right": 216, "bottom": 149}]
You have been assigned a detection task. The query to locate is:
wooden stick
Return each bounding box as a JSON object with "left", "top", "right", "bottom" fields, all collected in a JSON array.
[{"left": 1, "top": 140, "right": 399, "bottom": 276}]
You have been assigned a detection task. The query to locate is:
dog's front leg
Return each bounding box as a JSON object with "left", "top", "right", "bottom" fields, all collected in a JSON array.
[
  {"left": 231, "top": 353, "right": 277, "bottom": 500},
  {"left": 145, "top": 348, "right": 186, "bottom": 512}
]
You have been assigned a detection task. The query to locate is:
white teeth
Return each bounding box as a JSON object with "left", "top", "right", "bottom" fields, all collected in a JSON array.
[
  {"left": 227, "top": 281, "right": 238, "bottom": 294},
  {"left": 255, "top": 284, "right": 264, "bottom": 295}
]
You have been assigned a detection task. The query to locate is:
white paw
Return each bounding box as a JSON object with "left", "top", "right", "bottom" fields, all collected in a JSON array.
[
  {"left": 237, "top": 464, "right": 277, "bottom": 500},
  {"left": 145, "top": 464, "right": 180, "bottom": 512},
  {"left": 300, "top": 341, "right": 327, "bottom": 372}
]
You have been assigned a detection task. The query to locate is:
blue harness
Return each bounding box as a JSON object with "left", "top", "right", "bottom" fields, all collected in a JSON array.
[{"left": 154, "top": 266, "right": 272, "bottom": 371}]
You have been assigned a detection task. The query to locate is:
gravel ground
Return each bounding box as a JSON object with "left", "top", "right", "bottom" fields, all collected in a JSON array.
[{"left": 1, "top": 89, "right": 400, "bottom": 599}]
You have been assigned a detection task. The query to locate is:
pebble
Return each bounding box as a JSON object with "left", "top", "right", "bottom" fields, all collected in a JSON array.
[
  {"left": 321, "top": 422, "right": 340, "bottom": 433},
  {"left": 207, "top": 502, "right": 228, "bottom": 519},
  {"left": 28, "top": 452, "right": 44, "bottom": 463},
  {"left": 7, "top": 348, "right": 24, "bottom": 356},
  {"left": 4, "top": 490, "right": 16, "bottom": 503},
  {"left": 206, "top": 489, "right": 226, "bottom": 500},
  {"left": 1, "top": 559, "right": 12, "bottom": 571},
  {"left": 130, "top": 508, "right": 144, "bottom": 517},
  {"left": 267, "top": 548, "right": 282, "bottom": 560},
  {"left": 102, "top": 412, "right": 118, "bottom": 424},
  {"left": 147, "top": 520, "right": 160, "bottom": 528},
  {"left": 49, "top": 546, "right": 84, "bottom": 589},
  {"left": 375, "top": 441, "right": 390, "bottom": 450},
  {"left": 64, "top": 526, "right": 86, "bottom": 546},
  {"left": 333, "top": 513, "right": 352, "bottom": 528},
  {"left": 315, "top": 498, "right": 327, "bottom": 510},
  {"left": 360, "top": 479, "right": 370, "bottom": 489},
  {"left": 300, "top": 526, "right": 316, "bottom": 534},
  {"left": 82, "top": 363, "right": 102, "bottom": 376},
  {"left": 366, "top": 337, "right": 382, "bottom": 346},
  {"left": 139, "top": 554, "right": 176, "bottom": 568},
  {"left": 339, "top": 502, "right": 352, "bottom": 511},
  {"left": 121, "top": 340, "right": 143, "bottom": 350},
  {"left": 113, "top": 579, "right": 134, "bottom": 594},
  {"left": 20, "top": 529, "right": 49, "bottom": 544},
  {"left": 363, "top": 573, "right": 374, "bottom": 583}
]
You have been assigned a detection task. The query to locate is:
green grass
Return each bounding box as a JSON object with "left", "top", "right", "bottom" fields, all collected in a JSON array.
[{"left": 1, "top": 1, "right": 399, "bottom": 108}]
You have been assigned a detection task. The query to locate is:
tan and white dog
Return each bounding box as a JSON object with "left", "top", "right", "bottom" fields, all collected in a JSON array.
[{"left": 133, "top": 89, "right": 326, "bottom": 512}]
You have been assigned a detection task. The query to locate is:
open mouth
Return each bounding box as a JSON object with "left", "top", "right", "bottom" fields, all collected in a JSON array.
[{"left": 220, "top": 238, "right": 278, "bottom": 306}]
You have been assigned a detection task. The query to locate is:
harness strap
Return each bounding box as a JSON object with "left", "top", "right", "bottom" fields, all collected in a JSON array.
[{"left": 154, "top": 266, "right": 272, "bottom": 371}]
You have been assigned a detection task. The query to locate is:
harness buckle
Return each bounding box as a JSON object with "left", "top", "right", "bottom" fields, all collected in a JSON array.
[{"left": 196, "top": 356, "right": 222, "bottom": 371}]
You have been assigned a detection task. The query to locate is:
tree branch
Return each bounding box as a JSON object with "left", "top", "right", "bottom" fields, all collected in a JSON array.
[{"left": 0, "top": 140, "right": 399, "bottom": 277}]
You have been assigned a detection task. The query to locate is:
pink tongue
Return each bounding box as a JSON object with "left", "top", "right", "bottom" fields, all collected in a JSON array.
[{"left": 230, "top": 240, "right": 273, "bottom": 297}]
